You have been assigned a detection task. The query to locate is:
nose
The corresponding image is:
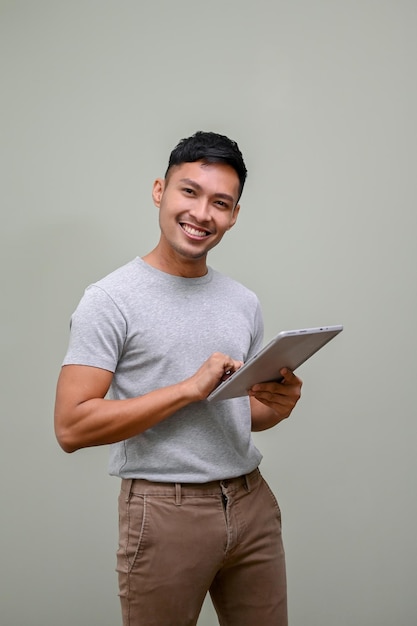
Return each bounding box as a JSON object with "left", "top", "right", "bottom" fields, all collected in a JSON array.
[{"left": 189, "top": 198, "right": 211, "bottom": 223}]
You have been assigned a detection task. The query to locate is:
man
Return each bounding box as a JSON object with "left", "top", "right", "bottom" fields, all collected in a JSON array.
[{"left": 54, "top": 131, "right": 302, "bottom": 626}]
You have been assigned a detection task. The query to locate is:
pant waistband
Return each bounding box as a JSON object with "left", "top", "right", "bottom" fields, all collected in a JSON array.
[{"left": 121, "top": 467, "right": 261, "bottom": 501}]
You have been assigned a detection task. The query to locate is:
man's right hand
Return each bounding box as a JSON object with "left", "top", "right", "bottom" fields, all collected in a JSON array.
[{"left": 186, "top": 352, "right": 243, "bottom": 401}]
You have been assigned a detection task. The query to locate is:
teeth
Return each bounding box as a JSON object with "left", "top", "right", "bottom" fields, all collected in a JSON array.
[{"left": 182, "top": 224, "right": 208, "bottom": 237}]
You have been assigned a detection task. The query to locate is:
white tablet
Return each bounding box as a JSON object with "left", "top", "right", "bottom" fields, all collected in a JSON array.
[{"left": 207, "top": 325, "right": 343, "bottom": 402}]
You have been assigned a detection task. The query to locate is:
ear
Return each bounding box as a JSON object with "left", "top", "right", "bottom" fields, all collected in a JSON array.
[
  {"left": 228, "top": 203, "right": 240, "bottom": 229},
  {"left": 152, "top": 178, "right": 165, "bottom": 207}
]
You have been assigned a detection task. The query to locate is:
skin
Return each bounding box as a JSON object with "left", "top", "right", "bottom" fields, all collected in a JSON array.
[{"left": 55, "top": 161, "right": 302, "bottom": 453}]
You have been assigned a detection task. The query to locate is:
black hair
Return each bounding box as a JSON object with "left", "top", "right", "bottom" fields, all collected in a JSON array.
[{"left": 165, "top": 131, "right": 247, "bottom": 201}]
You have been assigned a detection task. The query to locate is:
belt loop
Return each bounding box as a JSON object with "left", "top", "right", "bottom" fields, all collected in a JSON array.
[
  {"left": 124, "top": 478, "right": 133, "bottom": 502},
  {"left": 244, "top": 474, "right": 251, "bottom": 493},
  {"left": 175, "top": 483, "right": 182, "bottom": 506}
]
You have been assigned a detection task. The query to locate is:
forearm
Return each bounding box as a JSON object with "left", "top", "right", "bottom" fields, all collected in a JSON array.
[
  {"left": 55, "top": 353, "right": 243, "bottom": 453},
  {"left": 55, "top": 380, "right": 195, "bottom": 453}
]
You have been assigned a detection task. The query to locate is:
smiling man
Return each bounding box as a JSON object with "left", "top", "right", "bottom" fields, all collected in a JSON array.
[{"left": 54, "top": 131, "right": 302, "bottom": 626}]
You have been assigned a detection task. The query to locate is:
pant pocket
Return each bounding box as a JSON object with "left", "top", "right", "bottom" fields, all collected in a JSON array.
[
  {"left": 117, "top": 490, "right": 148, "bottom": 575},
  {"left": 262, "top": 478, "right": 282, "bottom": 526}
]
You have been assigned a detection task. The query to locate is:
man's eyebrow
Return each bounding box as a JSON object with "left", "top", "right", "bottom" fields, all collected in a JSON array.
[
  {"left": 179, "top": 178, "right": 235, "bottom": 204},
  {"left": 179, "top": 178, "right": 203, "bottom": 191}
]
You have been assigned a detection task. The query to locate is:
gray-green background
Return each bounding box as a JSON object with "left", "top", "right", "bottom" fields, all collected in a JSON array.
[{"left": 1, "top": 1, "right": 416, "bottom": 624}]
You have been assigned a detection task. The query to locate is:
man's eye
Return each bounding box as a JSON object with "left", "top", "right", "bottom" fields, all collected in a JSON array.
[
  {"left": 215, "top": 200, "right": 228, "bottom": 208},
  {"left": 183, "top": 188, "right": 194, "bottom": 195}
]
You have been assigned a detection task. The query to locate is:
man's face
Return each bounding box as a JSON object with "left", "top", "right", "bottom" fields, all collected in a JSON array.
[{"left": 152, "top": 160, "right": 241, "bottom": 266}]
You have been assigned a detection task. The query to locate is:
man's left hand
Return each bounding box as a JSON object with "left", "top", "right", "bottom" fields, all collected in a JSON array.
[{"left": 249, "top": 368, "right": 302, "bottom": 428}]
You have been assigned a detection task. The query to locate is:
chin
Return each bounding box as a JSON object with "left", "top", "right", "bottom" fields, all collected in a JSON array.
[{"left": 172, "top": 240, "right": 213, "bottom": 260}]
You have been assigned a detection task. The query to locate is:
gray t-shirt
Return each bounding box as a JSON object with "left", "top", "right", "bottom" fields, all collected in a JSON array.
[{"left": 63, "top": 257, "right": 264, "bottom": 482}]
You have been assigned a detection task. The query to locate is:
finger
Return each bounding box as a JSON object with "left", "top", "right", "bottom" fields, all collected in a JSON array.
[
  {"left": 226, "top": 359, "right": 243, "bottom": 373},
  {"left": 248, "top": 386, "right": 279, "bottom": 402},
  {"left": 250, "top": 381, "right": 301, "bottom": 404},
  {"left": 249, "top": 380, "right": 285, "bottom": 394},
  {"left": 280, "top": 368, "right": 302, "bottom": 386},
  {"left": 221, "top": 359, "right": 243, "bottom": 381}
]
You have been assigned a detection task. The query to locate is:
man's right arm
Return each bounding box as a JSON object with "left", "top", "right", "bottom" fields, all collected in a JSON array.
[{"left": 54, "top": 353, "right": 242, "bottom": 453}]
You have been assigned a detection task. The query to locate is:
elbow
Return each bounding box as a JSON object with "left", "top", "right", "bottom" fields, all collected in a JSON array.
[
  {"left": 58, "top": 440, "right": 78, "bottom": 454},
  {"left": 54, "top": 418, "right": 82, "bottom": 454},
  {"left": 55, "top": 428, "right": 79, "bottom": 454}
]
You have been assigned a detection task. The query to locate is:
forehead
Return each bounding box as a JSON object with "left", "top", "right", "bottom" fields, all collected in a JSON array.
[{"left": 166, "top": 161, "right": 240, "bottom": 199}]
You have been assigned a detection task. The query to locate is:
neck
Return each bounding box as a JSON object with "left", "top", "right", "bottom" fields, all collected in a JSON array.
[{"left": 142, "top": 246, "right": 208, "bottom": 278}]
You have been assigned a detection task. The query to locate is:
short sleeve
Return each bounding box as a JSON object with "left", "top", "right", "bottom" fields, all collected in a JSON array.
[
  {"left": 246, "top": 299, "right": 264, "bottom": 360},
  {"left": 62, "top": 285, "right": 127, "bottom": 372}
]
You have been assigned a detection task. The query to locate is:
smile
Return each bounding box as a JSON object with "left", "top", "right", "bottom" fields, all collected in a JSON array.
[{"left": 180, "top": 223, "right": 211, "bottom": 238}]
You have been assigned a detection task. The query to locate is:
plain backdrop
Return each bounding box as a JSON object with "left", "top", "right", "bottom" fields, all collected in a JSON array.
[{"left": 1, "top": 1, "right": 416, "bottom": 625}]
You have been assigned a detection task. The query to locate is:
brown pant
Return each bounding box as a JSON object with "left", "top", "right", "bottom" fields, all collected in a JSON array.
[{"left": 117, "top": 468, "right": 287, "bottom": 626}]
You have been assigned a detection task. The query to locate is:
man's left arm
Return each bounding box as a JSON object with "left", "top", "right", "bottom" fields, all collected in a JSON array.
[{"left": 249, "top": 369, "right": 302, "bottom": 431}]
